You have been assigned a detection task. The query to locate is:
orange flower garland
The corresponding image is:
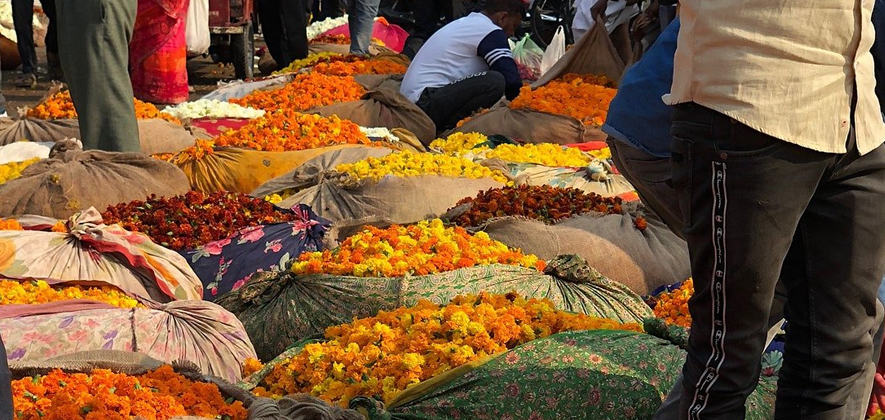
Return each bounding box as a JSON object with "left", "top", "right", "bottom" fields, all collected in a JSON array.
[
  {"left": 229, "top": 72, "right": 365, "bottom": 113},
  {"left": 312, "top": 59, "right": 408, "bottom": 77},
  {"left": 211, "top": 112, "right": 374, "bottom": 152},
  {"left": 0, "top": 219, "right": 22, "bottom": 231},
  {"left": 12, "top": 366, "right": 247, "bottom": 420},
  {"left": 510, "top": 73, "right": 617, "bottom": 127},
  {"left": 253, "top": 292, "right": 643, "bottom": 406},
  {"left": 291, "top": 219, "right": 545, "bottom": 277},
  {"left": 26, "top": 91, "right": 180, "bottom": 124},
  {"left": 653, "top": 279, "right": 693, "bottom": 328}
]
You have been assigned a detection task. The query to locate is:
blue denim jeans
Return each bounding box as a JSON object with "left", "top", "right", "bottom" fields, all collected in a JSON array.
[{"left": 346, "top": 0, "right": 380, "bottom": 55}]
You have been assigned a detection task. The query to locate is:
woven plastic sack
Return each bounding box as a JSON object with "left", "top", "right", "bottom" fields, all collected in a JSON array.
[
  {"left": 0, "top": 208, "right": 203, "bottom": 302},
  {"left": 201, "top": 74, "right": 296, "bottom": 102},
  {"left": 0, "top": 301, "right": 257, "bottom": 382},
  {"left": 180, "top": 204, "right": 332, "bottom": 301},
  {"left": 216, "top": 254, "right": 653, "bottom": 361},
  {"left": 350, "top": 329, "right": 776, "bottom": 420},
  {"left": 0, "top": 141, "right": 189, "bottom": 219},
  {"left": 444, "top": 203, "right": 689, "bottom": 296},
  {"left": 171, "top": 145, "right": 373, "bottom": 194}
]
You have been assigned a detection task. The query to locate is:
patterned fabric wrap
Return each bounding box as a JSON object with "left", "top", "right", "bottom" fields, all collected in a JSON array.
[
  {"left": 130, "top": 0, "right": 189, "bottom": 104},
  {"left": 180, "top": 204, "right": 332, "bottom": 301},
  {"left": 0, "top": 208, "right": 203, "bottom": 302},
  {"left": 0, "top": 300, "right": 257, "bottom": 382},
  {"left": 216, "top": 255, "right": 654, "bottom": 361},
  {"left": 349, "top": 330, "right": 777, "bottom": 420}
]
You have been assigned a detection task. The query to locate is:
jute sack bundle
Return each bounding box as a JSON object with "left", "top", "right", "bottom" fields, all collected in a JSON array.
[
  {"left": 478, "top": 157, "right": 635, "bottom": 198},
  {"left": 0, "top": 141, "right": 189, "bottom": 219},
  {"left": 171, "top": 144, "right": 387, "bottom": 194},
  {"left": 450, "top": 105, "right": 607, "bottom": 144},
  {"left": 217, "top": 254, "right": 653, "bottom": 361},
  {"left": 445, "top": 202, "right": 690, "bottom": 296},
  {"left": 1, "top": 300, "right": 257, "bottom": 382},
  {"left": 532, "top": 16, "right": 626, "bottom": 87},
  {"left": 0, "top": 118, "right": 195, "bottom": 155},
  {"left": 309, "top": 87, "right": 436, "bottom": 146},
  {"left": 349, "top": 329, "right": 776, "bottom": 420}
]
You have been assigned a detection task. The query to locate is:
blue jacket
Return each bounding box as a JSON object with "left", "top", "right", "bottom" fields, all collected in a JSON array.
[{"left": 604, "top": 10, "right": 885, "bottom": 158}]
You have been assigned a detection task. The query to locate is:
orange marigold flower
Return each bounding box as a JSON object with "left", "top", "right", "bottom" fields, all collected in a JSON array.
[
  {"left": 0, "top": 218, "right": 23, "bottom": 231},
  {"left": 312, "top": 59, "right": 407, "bottom": 77},
  {"left": 26, "top": 91, "right": 181, "bottom": 124},
  {"left": 653, "top": 278, "right": 693, "bottom": 328},
  {"left": 211, "top": 112, "right": 375, "bottom": 152},
  {"left": 230, "top": 72, "right": 365, "bottom": 113},
  {"left": 509, "top": 73, "right": 617, "bottom": 127},
  {"left": 0, "top": 279, "right": 141, "bottom": 308},
  {"left": 256, "top": 292, "right": 643, "bottom": 406}
]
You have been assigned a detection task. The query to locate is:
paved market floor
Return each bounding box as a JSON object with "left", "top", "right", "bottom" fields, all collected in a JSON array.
[{"left": 1, "top": 45, "right": 241, "bottom": 117}]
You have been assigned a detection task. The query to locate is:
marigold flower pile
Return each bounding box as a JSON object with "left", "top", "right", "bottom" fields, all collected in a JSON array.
[
  {"left": 252, "top": 292, "right": 643, "bottom": 406},
  {"left": 291, "top": 219, "right": 544, "bottom": 277},
  {"left": 311, "top": 59, "right": 407, "bottom": 77},
  {"left": 0, "top": 280, "right": 140, "bottom": 309},
  {"left": 335, "top": 151, "right": 510, "bottom": 184},
  {"left": 0, "top": 158, "right": 40, "bottom": 185},
  {"left": 449, "top": 185, "right": 626, "bottom": 226},
  {"left": 101, "top": 191, "right": 300, "bottom": 250},
  {"left": 229, "top": 73, "right": 365, "bottom": 113},
  {"left": 212, "top": 112, "right": 374, "bottom": 152},
  {"left": 0, "top": 218, "right": 66, "bottom": 232},
  {"left": 652, "top": 279, "right": 693, "bottom": 328},
  {"left": 12, "top": 366, "right": 247, "bottom": 420},
  {"left": 430, "top": 133, "right": 595, "bottom": 167},
  {"left": 510, "top": 73, "right": 617, "bottom": 126},
  {"left": 26, "top": 91, "right": 180, "bottom": 124},
  {"left": 310, "top": 34, "right": 385, "bottom": 46}
]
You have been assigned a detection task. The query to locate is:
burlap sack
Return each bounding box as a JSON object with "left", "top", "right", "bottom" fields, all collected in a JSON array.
[
  {"left": 0, "top": 300, "right": 257, "bottom": 382},
  {"left": 137, "top": 119, "right": 197, "bottom": 155},
  {"left": 0, "top": 118, "right": 196, "bottom": 155},
  {"left": 450, "top": 106, "right": 607, "bottom": 144},
  {"left": 532, "top": 16, "right": 626, "bottom": 87},
  {"left": 0, "top": 141, "right": 189, "bottom": 219},
  {"left": 175, "top": 145, "right": 386, "bottom": 194},
  {"left": 309, "top": 87, "right": 436, "bottom": 146},
  {"left": 0, "top": 118, "right": 80, "bottom": 145},
  {"left": 352, "top": 74, "right": 402, "bottom": 91},
  {"left": 275, "top": 172, "right": 503, "bottom": 225},
  {"left": 251, "top": 146, "right": 397, "bottom": 198},
  {"left": 479, "top": 158, "right": 635, "bottom": 197},
  {"left": 445, "top": 203, "right": 690, "bottom": 295}
]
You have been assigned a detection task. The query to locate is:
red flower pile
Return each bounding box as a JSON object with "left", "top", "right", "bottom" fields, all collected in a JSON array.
[
  {"left": 101, "top": 191, "right": 300, "bottom": 250},
  {"left": 448, "top": 185, "right": 627, "bottom": 226}
]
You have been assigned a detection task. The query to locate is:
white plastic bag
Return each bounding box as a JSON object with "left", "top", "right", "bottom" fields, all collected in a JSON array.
[
  {"left": 186, "top": 0, "right": 210, "bottom": 55},
  {"left": 541, "top": 26, "right": 566, "bottom": 76}
]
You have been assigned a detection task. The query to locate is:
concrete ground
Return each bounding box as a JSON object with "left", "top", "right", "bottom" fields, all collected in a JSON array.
[{"left": 1, "top": 44, "right": 240, "bottom": 117}]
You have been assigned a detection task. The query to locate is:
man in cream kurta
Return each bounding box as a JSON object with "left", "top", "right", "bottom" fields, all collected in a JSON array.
[{"left": 660, "top": 0, "right": 885, "bottom": 419}]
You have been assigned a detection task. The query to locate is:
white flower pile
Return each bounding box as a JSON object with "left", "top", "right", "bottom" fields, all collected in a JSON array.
[
  {"left": 307, "top": 16, "right": 350, "bottom": 40},
  {"left": 359, "top": 126, "right": 400, "bottom": 143},
  {"left": 161, "top": 99, "right": 265, "bottom": 120}
]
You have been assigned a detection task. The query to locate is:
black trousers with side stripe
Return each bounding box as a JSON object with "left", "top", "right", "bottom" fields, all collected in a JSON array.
[{"left": 668, "top": 103, "right": 885, "bottom": 420}]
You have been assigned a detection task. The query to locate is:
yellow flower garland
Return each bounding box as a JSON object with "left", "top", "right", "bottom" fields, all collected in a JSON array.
[
  {"left": 485, "top": 143, "right": 593, "bottom": 167},
  {"left": 253, "top": 292, "right": 643, "bottom": 406}
]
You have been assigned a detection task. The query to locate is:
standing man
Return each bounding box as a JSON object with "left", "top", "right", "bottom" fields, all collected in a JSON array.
[
  {"left": 258, "top": 0, "right": 309, "bottom": 70},
  {"left": 347, "top": 0, "right": 380, "bottom": 55},
  {"left": 11, "top": 0, "right": 59, "bottom": 87},
  {"left": 56, "top": 0, "right": 140, "bottom": 152},
  {"left": 661, "top": 1, "right": 885, "bottom": 419}
]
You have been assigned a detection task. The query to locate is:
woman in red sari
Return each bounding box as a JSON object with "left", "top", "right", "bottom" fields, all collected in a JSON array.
[{"left": 130, "top": 0, "right": 189, "bottom": 104}]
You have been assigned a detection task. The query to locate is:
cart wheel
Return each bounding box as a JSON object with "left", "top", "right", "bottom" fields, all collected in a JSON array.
[{"left": 231, "top": 21, "right": 255, "bottom": 80}]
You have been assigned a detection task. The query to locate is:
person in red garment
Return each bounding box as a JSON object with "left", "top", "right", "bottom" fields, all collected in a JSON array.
[{"left": 130, "top": 0, "right": 190, "bottom": 104}]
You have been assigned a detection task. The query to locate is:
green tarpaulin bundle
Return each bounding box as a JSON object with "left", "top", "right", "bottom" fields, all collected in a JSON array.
[{"left": 216, "top": 255, "right": 653, "bottom": 361}]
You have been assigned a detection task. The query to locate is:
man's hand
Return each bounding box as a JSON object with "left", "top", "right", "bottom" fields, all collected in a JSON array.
[
  {"left": 631, "top": 12, "right": 654, "bottom": 39},
  {"left": 590, "top": 0, "right": 608, "bottom": 20}
]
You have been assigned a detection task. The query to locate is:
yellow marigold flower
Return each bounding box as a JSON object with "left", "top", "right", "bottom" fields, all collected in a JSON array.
[
  {"left": 0, "top": 157, "right": 40, "bottom": 185},
  {"left": 335, "top": 151, "right": 510, "bottom": 184},
  {"left": 257, "top": 292, "right": 644, "bottom": 407},
  {"left": 429, "top": 132, "right": 489, "bottom": 154},
  {"left": 485, "top": 143, "right": 594, "bottom": 167},
  {"left": 0, "top": 280, "right": 140, "bottom": 308}
]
